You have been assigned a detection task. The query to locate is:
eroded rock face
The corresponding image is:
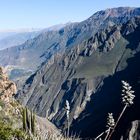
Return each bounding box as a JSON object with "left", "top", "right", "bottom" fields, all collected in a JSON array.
[
  {"left": 0, "top": 67, "right": 17, "bottom": 102},
  {"left": 81, "top": 26, "right": 121, "bottom": 57}
]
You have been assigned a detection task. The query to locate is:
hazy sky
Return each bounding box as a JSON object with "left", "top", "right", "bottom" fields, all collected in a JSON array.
[{"left": 0, "top": 0, "right": 140, "bottom": 30}]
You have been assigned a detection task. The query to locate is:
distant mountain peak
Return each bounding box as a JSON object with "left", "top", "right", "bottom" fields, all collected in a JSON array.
[{"left": 90, "top": 7, "right": 140, "bottom": 19}]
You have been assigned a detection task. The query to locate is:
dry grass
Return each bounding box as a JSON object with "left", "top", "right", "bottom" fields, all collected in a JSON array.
[{"left": 29, "top": 131, "right": 80, "bottom": 140}]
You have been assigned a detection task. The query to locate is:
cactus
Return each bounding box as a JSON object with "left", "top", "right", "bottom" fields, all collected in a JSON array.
[
  {"left": 22, "top": 108, "right": 27, "bottom": 131},
  {"left": 31, "top": 110, "right": 35, "bottom": 134},
  {"left": 22, "top": 107, "right": 36, "bottom": 136},
  {"left": 25, "top": 107, "right": 30, "bottom": 131}
]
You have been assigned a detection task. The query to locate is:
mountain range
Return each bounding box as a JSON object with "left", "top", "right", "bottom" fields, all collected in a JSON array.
[
  {"left": 0, "top": 7, "right": 140, "bottom": 140},
  {"left": 0, "top": 24, "right": 69, "bottom": 50},
  {"left": 0, "top": 29, "right": 42, "bottom": 50}
]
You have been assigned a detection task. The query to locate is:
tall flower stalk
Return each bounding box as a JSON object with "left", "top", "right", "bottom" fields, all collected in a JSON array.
[
  {"left": 95, "top": 80, "right": 135, "bottom": 140},
  {"left": 65, "top": 100, "right": 70, "bottom": 138},
  {"left": 107, "top": 81, "right": 135, "bottom": 140},
  {"left": 104, "top": 113, "right": 115, "bottom": 140}
]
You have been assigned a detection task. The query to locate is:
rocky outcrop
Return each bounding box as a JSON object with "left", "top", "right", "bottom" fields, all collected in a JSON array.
[
  {"left": 81, "top": 26, "right": 121, "bottom": 57},
  {"left": 121, "top": 120, "right": 140, "bottom": 140},
  {"left": 0, "top": 67, "right": 16, "bottom": 102},
  {"left": 0, "top": 66, "right": 22, "bottom": 132}
]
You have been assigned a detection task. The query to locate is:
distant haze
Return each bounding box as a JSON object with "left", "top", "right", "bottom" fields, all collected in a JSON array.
[{"left": 0, "top": 28, "right": 42, "bottom": 33}]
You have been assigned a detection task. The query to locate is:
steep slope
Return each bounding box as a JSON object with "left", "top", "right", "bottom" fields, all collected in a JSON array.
[
  {"left": 71, "top": 17, "right": 140, "bottom": 139},
  {"left": 0, "top": 7, "right": 140, "bottom": 82},
  {"left": 16, "top": 16, "right": 140, "bottom": 139}
]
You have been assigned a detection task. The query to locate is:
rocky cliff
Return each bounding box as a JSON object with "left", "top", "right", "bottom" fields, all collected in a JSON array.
[
  {"left": 0, "top": 66, "right": 23, "bottom": 133},
  {"left": 0, "top": 67, "right": 17, "bottom": 102}
]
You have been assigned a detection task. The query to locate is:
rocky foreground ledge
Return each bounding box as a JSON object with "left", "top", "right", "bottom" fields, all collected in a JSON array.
[{"left": 0, "top": 66, "right": 17, "bottom": 103}]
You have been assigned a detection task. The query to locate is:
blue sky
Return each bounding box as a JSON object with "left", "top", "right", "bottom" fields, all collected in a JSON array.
[{"left": 0, "top": 0, "right": 140, "bottom": 30}]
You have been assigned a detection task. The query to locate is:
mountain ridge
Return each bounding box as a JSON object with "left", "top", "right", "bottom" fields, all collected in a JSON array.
[{"left": 0, "top": 7, "right": 140, "bottom": 83}]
